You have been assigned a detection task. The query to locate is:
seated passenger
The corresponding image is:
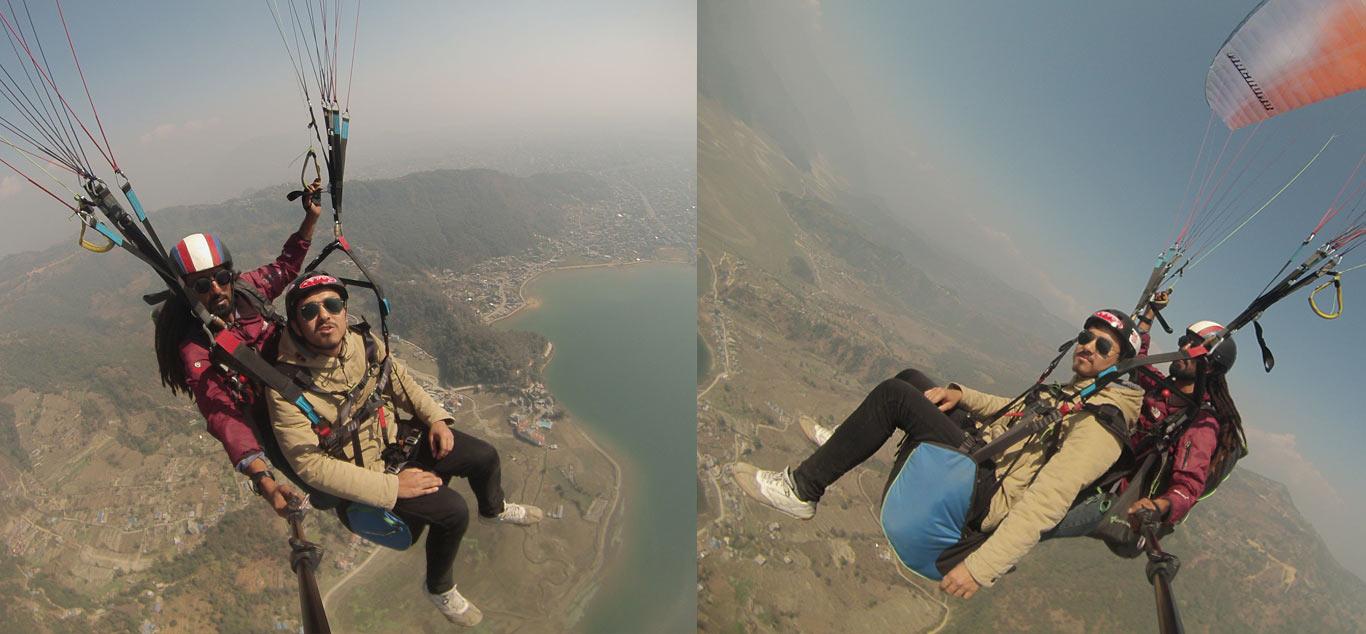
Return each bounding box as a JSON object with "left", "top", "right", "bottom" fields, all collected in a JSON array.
[
  {"left": 734, "top": 310, "right": 1144, "bottom": 599},
  {"left": 266, "top": 272, "right": 543, "bottom": 627}
]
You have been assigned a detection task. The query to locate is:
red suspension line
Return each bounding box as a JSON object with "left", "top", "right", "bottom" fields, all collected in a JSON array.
[
  {"left": 1312, "top": 152, "right": 1366, "bottom": 237},
  {"left": 1185, "top": 121, "right": 1263, "bottom": 247},
  {"left": 1170, "top": 112, "right": 1215, "bottom": 248},
  {"left": 0, "top": 154, "right": 78, "bottom": 211},
  {"left": 0, "top": 6, "right": 115, "bottom": 173},
  {"left": 54, "top": 0, "right": 117, "bottom": 173}
]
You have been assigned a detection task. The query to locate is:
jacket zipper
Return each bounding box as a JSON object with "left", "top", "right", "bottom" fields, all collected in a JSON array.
[{"left": 1181, "top": 439, "right": 1192, "bottom": 469}]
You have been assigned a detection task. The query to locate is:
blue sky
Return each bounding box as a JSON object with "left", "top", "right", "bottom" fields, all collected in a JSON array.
[
  {"left": 799, "top": 1, "right": 1366, "bottom": 577},
  {"left": 0, "top": 0, "right": 694, "bottom": 255}
]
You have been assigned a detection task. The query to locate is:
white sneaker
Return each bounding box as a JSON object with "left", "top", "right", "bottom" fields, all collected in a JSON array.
[
  {"left": 800, "top": 416, "right": 833, "bottom": 447},
  {"left": 731, "top": 463, "right": 815, "bottom": 520},
  {"left": 426, "top": 585, "right": 483, "bottom": 627},
  {"left": 487, "top": 501, "right": 544, "bottom": 526}
]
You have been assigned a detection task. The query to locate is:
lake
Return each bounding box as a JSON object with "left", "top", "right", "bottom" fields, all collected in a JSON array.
[{"left": 500, "top": 262, "right": 696, "bottom": 634}]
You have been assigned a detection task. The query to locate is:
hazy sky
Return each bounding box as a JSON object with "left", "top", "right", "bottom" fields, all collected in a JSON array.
[
  {"left": 767, "top": 1, "right": 1366, "bottom": 578},
  {"left": 0, "top": 0, "right": 695, "bottom": 256}
]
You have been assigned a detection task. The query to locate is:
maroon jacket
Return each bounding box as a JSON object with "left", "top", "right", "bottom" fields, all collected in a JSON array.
[
  {"left": 178, "top": 232, "right": 311, "bottom": 471},
  {"left": 1127, "top": 331, "right": 1220, "bottom": 524}
]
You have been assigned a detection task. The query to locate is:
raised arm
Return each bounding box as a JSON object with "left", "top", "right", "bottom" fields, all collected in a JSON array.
[{"left": 240, "top": 179, "right": 324, "bottom": 300}]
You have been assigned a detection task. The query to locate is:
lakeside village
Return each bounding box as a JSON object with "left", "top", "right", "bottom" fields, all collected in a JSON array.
[
  {"left": 399, "top": 342, "right": 565, "bottom": 451},
  {"left": 503, "top": 383, "right": 561, "bottom": 449},
  {"left": 433, "top": 169, "right": 697, "bottom": 323},
  {"left": 407, "top": 374, "right": 586, "bottom": 524}
]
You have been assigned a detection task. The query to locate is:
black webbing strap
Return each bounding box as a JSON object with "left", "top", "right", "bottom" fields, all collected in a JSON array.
[
  {"left": 232, "top": 280, "right": 284, "bottom": 326},
  {"left": 1150, "top": 306, "right": 1174, "bottom": 334},
  {"left": 1131, "top": 366, "right": 1201, "bottom": 411},
  {"left": 214, "top": 329, "right": 321, "bottom": 425},
  {"left": 285, "top": 326, "right": 394, "bottom": 456},
  {"left": 969, "top": 401, "right": 1061, "bottom": 463},
  {"left": 968, "top": 348, "right": 1205, "bottom": 465},
  {"left": 1036, "top": 338, "right": 1075, "bottom": 384},
  {"left": 1223, "top": 247, "right": 1336, "bottom": 373},
  {"left": 1253, "top": 321, "right": 1275, "bottom": 372}
]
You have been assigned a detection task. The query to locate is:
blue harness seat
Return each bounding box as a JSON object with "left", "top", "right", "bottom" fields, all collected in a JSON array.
[
  {"left": 880, "top": 442, "right": 986, "bottom": 580},
  {"left": 339, "top": 502, "right": 415, "bottom": 551}
]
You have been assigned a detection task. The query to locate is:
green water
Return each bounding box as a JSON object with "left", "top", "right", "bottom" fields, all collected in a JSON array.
[{"left": 500, "top": 263, "right": 696, "bottom": 634}]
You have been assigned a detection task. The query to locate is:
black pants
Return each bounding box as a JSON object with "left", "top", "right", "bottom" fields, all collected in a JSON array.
[
  {"left": 393, "top": 428, "right": 506, "bottom": 594},
  {"left": 793, "top": 368, "right": 973, "bottom": 503}
]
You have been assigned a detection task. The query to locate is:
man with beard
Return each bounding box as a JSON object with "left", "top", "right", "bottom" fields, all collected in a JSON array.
[
  {"left": 1041, "top": 292, "right": 1243, "bottom": 543},
  {"left": 152, "top": 179, "right": 323, "bottom": 517},
  {"left": 1124, "top": 293, "right": 1241, "bottom": 526}
]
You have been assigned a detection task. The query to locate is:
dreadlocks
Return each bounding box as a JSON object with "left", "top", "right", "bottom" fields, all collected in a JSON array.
[
  {"left": 1204, "top": 371, "right": 1245, "bottom": 481},
  {"left": 154, "top": 294, "right": 197, "bottom": 397}
]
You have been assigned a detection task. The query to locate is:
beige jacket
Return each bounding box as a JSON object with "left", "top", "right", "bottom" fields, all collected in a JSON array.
[
  {"left": 266, "top": 327, "right": 453, "bottom": 510},
  {"left": 947, "top": 375, "right": 1142, "bottom": 587}
]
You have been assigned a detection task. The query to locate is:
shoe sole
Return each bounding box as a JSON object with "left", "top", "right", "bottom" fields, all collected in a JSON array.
[
  {"left": 449, "top": 605, "right": 483, "bottom": 627},
  {"left": 730, "top": 462, "right": 814, "bottom": 520},
  {"left": 799, "top": 416, "right": 825, "bottom": 447},
  {"left": 430, "top": 597, "right": 483, "bottom": 627},
  {"left": 481, "top": 506, "right": 545, "bottom": 526}
]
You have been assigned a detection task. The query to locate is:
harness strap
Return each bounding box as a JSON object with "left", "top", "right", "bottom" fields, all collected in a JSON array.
[
  {"left": 276, "top": 324, "right": 393, "bottom": 460},
  {"left": 232, "top": 279, "right": 285, "bottom": 326},
  {"left": 1150, "top": 305, "right": 1174, "bottom": 334},
  {"left": 1252, "top": 321, "right": 1275, "bottom": 373},
  {"left": 212, "top": 329, "right": 321, "bottom": 426},
  {"left": 968, "top": 351, "right": 1196, "bottom": 466}
]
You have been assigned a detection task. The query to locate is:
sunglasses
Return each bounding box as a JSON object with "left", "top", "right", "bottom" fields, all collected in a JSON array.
[
  {"left": 1076, "top": 330, "right": 1114, "bottom": 358},
  {"left": 298, "top": 296, "right": 346, "bottom": 321},
  {"left": 191, "top": 269, "right": 235, "bottom": 294}
]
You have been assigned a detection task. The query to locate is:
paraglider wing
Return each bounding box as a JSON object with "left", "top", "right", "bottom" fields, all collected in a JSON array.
[{"left": 1206, "top": 0, "right": 1366, "bottom": 130}]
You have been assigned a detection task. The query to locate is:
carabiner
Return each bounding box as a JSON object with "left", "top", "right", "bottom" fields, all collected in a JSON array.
[
  {"left": 1308, "top": 273, "right": 1343, "bottom": 319},
  {"left": 286, "top": 148, "right": 324, "bottom": 204},
  {"left": 78, "top": 222, "right": 115, "bottom": 253},
  {"left": 302, "top": 147, "right": 321, "bottom": 188}
]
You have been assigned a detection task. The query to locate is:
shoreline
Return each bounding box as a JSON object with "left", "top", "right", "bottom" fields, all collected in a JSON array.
[
  {"left": 495, "top": 258, "right": 692, "bottom": 632},
  {"left": 489, "top": 256, "right": 692, "bottom": 325},
  {"left": 528, "top": 331, "right": 628, "bottom": 631}
]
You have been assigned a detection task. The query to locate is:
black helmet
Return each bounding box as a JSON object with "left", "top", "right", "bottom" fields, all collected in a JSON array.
[
  {"left": 1083, "top": 308, "right": 1141, "bottom": 359},
  {"left": 285, "top": 271, "right": 349, "bottom": 319},
  {"left": 1184, "top": 321, "right": 1236, "bottom": 374}
]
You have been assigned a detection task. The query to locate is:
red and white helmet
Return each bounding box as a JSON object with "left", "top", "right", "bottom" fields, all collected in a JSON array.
[
  {"left": 1185, "top": 321, "right": 1237, "bottom": 374},
  {"left": 169, "top": 233, "right": 233, "bottom": 276}
]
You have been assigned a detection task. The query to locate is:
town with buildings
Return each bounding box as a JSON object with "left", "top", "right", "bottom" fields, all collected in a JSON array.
[
  {"left": 506, "top": 382, "right": 561, "bottom": 448},
  {"left": 438, "top": 168, "right": 696, "bottom": 322}
]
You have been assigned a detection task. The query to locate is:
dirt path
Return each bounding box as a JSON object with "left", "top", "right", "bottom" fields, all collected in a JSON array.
[
  {"left": 697, "top": 251, "right": 733, "bottom": 400},
  {"left": 320, "top": 546, "right": 383, "bottom": 610}
]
